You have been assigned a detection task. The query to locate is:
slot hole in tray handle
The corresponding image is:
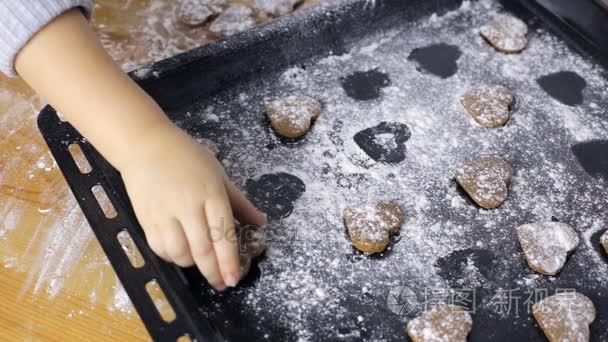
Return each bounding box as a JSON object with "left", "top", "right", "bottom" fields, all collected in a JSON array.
[
  {"left": 68, "top": 143, "right": 93, "bottom": 174},
  {"left": 117, "top": 230, "right": 145, "bottom": 268},
  {"left": 56, "top": 111, "right": 67, "bottom": 122},
  {"left": 145, "top": 280, "right": 177, "bottom": 322},
  {"left": 91, "top": 184, "right": 118, "bottom": 218}
]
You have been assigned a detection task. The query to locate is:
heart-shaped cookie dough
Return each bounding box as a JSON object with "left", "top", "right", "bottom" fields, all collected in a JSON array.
[
  {"left": 176, "top": 0, "right": 225, "bottom": 27},
  {"left": 265, "top": 95, "right": 322, "bottom": 138},
  {"left": 209, "top": 4, "right": 256, "bottom": 37},
  {"left": 533, "top": 292, "right": 595, "bottom": 342},
  {"left": 455, "top": 157, "right": 512, "bottom": 209},
  {"left": 461, "top": 85, "right": 513, "bottom": 128},
  {"left": 254, "top": 0, "right": 300, "bottom": 18},
  {"left": 407, "top": 304, "right": 473, "bottom": 342},
  {"left": 517, "top": 222, "right": 579, "bottom": 275},
  {"left": 343, "top": 201, "right": 403, "bottom": 254},
  {"left": 236, "top": 224, "right": 266, "bottom": 279},
  {"left": 480, "top": 14, "right": 528, "bottom": 53},
  {"left": 601, "top": 231, "right": 608, "bottom": 254}
]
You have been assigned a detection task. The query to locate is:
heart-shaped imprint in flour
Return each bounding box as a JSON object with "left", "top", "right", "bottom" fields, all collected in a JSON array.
[
  {"left": 480, "top": 14, "right": 528, "bottom": 53},
  {"left": 572, "top": 140, "right": 608, "bottom": 179},
  {"left": 407, "top": 43, "right": 462, "bottom": 79},
  {"left": 245, "top": 172, "right": 306, "bottom": 220},
  {"left": 461, "top": 85, "right": 513, "bottom": 128},
  {"left": 236, "top": 224, "right": 266, "bottom": 280},
  {"left": 407, "top": 304, "right": 473, "bottom": 342},
  {"left": 343, "top": 201, "right": 403, "bottom": 254},
  {"left": 455, "top": 157, "right": 512, "bottom": 209},
  {"left": 176, "top": 0, "right": 225, "bottom": 27},
  {"left": 601, "top": 231, "right": 608, "bottom": 254},
  {"left": 532, "top": 292, "right": 595, "bottom": 342},
  {"left": 341, "top": 69, "right": 391, "bottom": 101},
  {"left": 517, "top": 222, "right": 579, "bottom": 275},
  {"left": 353, "top": 122, "right": 412, "bottom": 164},
  {"left": 537, "top": 71, "right": 587, "bottom": 107},
  {"left": 435, "top": 248, "right": 494, "bottom": 289},
  {"left": 265, "top": 95, "right": 322, "bottom": 138}
]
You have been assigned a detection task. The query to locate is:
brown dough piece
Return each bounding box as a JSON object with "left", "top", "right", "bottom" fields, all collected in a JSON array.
[
  {"left": 254, "top": 0, "right": 301, "bottom": 18},
  {"left": 265, "top": 95, "right": 322, "bottom": 138},
  {"left": 517, "top": 222, "right": 579, "bottom": 275},
  {"left": 407, "top": 304, "right": 473, "bottom": 342},
  {"left": 460, "top": 85, "right": 513, "bottom": 128},
  {"left": 176, "top": 0, "right": 225, "bottom": 27},
  {"left": 455, "top": 157, "right": 512, "bottom": 209},
  {"left": 601, "top": 231, "right": 608, "bottom": 254},
  {"left": 533, "top": 292, "right": 595, "bottom": 342},
  {"left": 343, "top": 201, "right": 403, "bottom": 254},
  {"left": 480, "top": 14, "right": 528, "bottom": 53},
  {"left": 209, "top": 4, "right": 256, "bottom": 36},
  {"left": 236, "top": 224, "right": 266, "bottom": 279}
]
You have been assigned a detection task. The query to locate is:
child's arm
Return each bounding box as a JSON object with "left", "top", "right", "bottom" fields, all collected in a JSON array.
[{"left": 13, "top": 9, "right": 266, "bottom": 290}]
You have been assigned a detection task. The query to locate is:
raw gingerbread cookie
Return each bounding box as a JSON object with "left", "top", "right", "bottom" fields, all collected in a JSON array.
[
  {"left": 460, "top": 85, "right": 513, "bottom": 128},
  {"left": 517, "top": 222, "right": 579, "bottom": 275},
  {"left": 407, "top": 304, "right": 473, "bottom": 342},
  {"left": 455, "top": 157, "right": 512, "bottom": 209},
  {"left": 480, "top": 14, "right": 528, "bottom": 53},
  {"left": 254, "top": 0, "right": 301, "bottom": 17},
  {"left": 265, "top": 95, "right": 322, "bottom": 138},
  {"left": 236, "top": 224, "right": 266, "bottom": 279},
  {"left": 176, "top": 0, "right": 225, "bottom": 27},
  {"left": 601, "top": 231, "right": 608, "bottom": 254},
  {"left": 533, "top": 292, "right": 595, "bottom": 342},
  {"left": 209, "top": 4, "right": 256, "bottom": 36},
  {"left": 343, "top": 201, "right": 402, "bottom": 254}
]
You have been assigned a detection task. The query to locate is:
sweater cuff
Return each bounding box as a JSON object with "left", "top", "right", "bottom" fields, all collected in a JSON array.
[{"left": 0, "top": 0, "right": 93, "bottom": 77}]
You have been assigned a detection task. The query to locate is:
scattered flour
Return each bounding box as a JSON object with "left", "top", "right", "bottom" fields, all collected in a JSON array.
[{"left": 174, "top": 0, "right": 608, "bottom": 339}]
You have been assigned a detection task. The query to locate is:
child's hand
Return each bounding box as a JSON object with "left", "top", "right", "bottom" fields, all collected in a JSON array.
[
  {"left": 120, "top": 126, "right": 266, "bottom": 290},
  {"left": 13, "top": 9, "right": 267, "bottom": 290}
]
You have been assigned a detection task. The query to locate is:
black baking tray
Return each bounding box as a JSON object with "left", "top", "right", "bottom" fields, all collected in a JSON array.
[{"left": 37, "top": 0, "right": 608, "bottom": 341}]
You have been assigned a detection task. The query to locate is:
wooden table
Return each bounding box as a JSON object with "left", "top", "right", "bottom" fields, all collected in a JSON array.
[
  {"left": 0, "top": 75, "right": 150, "bottom": 340},
  {"left": 0, "top": 0, "right": 319, "bottom": 340}
]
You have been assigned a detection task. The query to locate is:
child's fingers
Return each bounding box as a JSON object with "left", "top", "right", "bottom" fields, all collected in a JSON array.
[
  {"left": 162, "top": 218, "right": 194, "bottom": 267},
  {"left": 181, "top": 210, "right": 226, "bottom": 290},
  {"left": 224, "top": 177, "right": 267, "bottom": 227},
  {"left": 143, "top": 221, "right": 171, "bottom": 262},
  {"left": 204, "top": 193, "right": 240, "bottom": 288}
]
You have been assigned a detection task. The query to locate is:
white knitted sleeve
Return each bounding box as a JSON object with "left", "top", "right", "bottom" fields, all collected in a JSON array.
[{"left": 0, "top": 0, "right": 93, "bottom": 76}]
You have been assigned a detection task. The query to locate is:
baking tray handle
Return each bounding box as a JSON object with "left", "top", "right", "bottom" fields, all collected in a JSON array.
[{"left": 37, "top": 107, "right": 221, "bottom": 342}]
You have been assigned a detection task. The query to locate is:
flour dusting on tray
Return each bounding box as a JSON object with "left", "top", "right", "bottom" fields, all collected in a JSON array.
[{"left": 176, "top": 0, "right": 608, "bottom": 340}]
